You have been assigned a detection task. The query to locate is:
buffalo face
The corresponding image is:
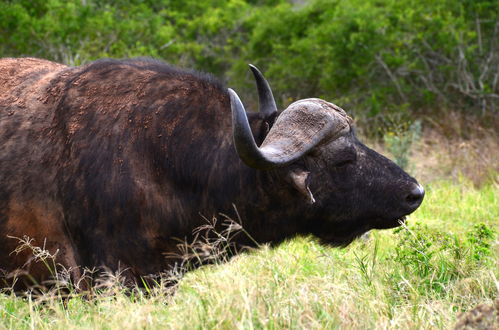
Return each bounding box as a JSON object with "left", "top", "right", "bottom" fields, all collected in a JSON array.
[
  {"left": 229, "top": 65, "right": 424, "bottom": 245},
  {"left": 302, "top": 128, "right": 424, "bottom": 245}
]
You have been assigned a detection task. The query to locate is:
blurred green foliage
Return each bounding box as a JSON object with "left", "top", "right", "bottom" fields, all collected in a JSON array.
[
  {"left": 0, "top": 0, "right": 497, "bottom": 131},
  {"left": 384, "top": 119, "right": 422, "bottom": 170},
  {"left": 391, "top": 221, "right": 496, "bottom": 295}
]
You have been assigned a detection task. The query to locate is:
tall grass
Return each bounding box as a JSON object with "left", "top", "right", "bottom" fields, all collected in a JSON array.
[{"left": 0, "top": 179, "right": 497, "bottom": 329}]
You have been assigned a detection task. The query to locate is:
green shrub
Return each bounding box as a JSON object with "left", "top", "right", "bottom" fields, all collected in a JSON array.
[
  {"left": 383, "top": 119, "right": 422, "bottom": 169},
  {"left": 234, "top": 0, "right": 498, "bottom": 119},
  {"left": 1, "top": 0, "right": 497, "bottom": 126},
  {"left": 390, "top": 221, "right": 496, "bottom": 296},
  {"left": 466, "top": 223, "right": 496, "bottom": 261}
]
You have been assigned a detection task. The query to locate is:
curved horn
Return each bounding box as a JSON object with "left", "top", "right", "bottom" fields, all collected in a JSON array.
[
  {"left": 229, "top": 89, "right": 351, "bottom": 170},
  {"left": 229, "top": 88, "right": 280, "bottom": 169},
  {"left": 249, "top": 64, "right": 277, "bottom": 117}
]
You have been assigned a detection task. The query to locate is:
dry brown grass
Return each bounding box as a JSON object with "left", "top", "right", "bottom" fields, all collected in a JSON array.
[
  {"left": 411, "top": 129, "right": 498, "bottom": 186},
  {"left": 368, "top": 111, "right": 499, "bottom": 187}
]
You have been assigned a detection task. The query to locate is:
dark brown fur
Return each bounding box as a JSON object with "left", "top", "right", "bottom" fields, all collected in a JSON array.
[{"left": 0, "top": 58, "right": 281, "bottom": 288}]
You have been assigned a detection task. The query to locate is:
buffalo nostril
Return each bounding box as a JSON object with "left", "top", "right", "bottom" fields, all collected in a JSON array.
[{"left": 406, "top": 184, "right": 425, "bottom": 206}]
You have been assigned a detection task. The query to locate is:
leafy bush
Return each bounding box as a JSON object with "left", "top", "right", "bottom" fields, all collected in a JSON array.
[
  {"left": 0, "top": 0, "right": 497, "bottom": 129},
  {"left": 383, "top": 119, "right": 422, "bottom": 169},
  {"left": 466, "top": 223, "right": 496, "bottom": 261},
  {"left": 390, "top": 221, "right": 496, "bottom": 296},
  {"left": 233, "top": 0, "right": 498, "bottom": 129}
]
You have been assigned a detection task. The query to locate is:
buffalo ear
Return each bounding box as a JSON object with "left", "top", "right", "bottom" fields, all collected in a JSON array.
[{"left": 287, "top": 168, "right": 315, "bottom": 204}]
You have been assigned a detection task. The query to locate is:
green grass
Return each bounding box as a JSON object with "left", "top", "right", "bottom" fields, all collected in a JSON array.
[{"left": 0, "top": 179, "right": 497, "bottom": 329}]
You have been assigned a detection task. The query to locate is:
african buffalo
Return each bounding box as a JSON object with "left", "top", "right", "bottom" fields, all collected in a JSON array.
[{"left": 0, "top": 57, "right": 424, "bottom": 289}]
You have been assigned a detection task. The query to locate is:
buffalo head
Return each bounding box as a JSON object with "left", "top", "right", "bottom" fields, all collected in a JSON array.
[{"left": 229, "top": 65, "right": 424, "bottom": 245}]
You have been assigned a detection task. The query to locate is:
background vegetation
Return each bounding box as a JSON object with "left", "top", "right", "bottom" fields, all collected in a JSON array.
[
  {"left": 1, "top": 0, "right": 497, "bottom": 133},
  {"left": 0, "top": 0, "right": 497, "bottom": 328}
]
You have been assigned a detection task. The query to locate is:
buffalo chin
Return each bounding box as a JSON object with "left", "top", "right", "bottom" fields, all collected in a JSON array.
[
  {"left": 371, "top": 216, "right": 407, "bottom": 230},
  {"left": 317, "top": 215, "right": 407, "bottom": 247},
  {"left": 315, "top": 224, "right": 371, "bottom": 247}
]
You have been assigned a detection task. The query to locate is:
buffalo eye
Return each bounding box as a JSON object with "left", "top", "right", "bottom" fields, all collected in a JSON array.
[{"left": 332, "top": 146, "right": 357, "bottom": 167}]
